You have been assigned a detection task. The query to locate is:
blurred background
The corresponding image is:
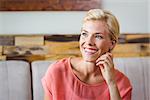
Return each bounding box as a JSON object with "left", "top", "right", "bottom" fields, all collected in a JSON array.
[
  {"left": 0, "top": 1, "right": 149, "bottom": 100},
  {"left": 0, "top": 0, "right": 149, "bottom": 61}
]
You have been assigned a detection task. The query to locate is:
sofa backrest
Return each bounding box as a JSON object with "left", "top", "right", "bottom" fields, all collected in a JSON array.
[
  {"left": 114, "top": 57, "right": 150, "bottom": 100},
  {"left": 32, "top": 57, "right": 150, "bottom": 100},
  {"left": 0, "top": 60, "right": 32, "bottom": 100},
  {"left": 1, "top": 57, "right": 148, "bottom": 100},
  {"left": 31, "top": 61, "right": 54, "bottom": 100}
]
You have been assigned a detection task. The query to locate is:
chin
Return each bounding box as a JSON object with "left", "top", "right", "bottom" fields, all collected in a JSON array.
[
  {"left": 81, "top": 53, "right": 100, "bottom": 63},
  {"left": 83, "top": 55, "right": 98, "bottom": 63},
  {"left": 84, "top": 59, "right": 96, "bottom": 63}
]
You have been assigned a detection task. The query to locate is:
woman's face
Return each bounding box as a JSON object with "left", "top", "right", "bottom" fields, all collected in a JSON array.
[{"left": 79, "top": 20, "right": 114, "bottom": 62}]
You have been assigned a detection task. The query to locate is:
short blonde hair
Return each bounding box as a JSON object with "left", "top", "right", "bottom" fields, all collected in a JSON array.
[{"left": 83, "top": 9, "right": 120, "bottom": 42}]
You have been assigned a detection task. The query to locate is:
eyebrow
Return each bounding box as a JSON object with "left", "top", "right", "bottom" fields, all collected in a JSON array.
[
  {"left": 81, "top": 29, "right": 88, "bottom": 33},
  {"left": 81, "top": 29, "right": 103, "bottom": 35},
  {"left": 95, "top": 33, "right": 103, "bottom": 35}
]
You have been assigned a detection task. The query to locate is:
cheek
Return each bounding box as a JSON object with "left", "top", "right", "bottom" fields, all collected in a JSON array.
[
  {"left": 96, "top": 41, "right": 110, "bottom": 51},
  {"left": 79, "top": 38, "right": 84, "bottom": 47}
]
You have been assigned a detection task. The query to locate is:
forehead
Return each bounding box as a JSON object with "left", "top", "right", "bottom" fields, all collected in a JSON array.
[{"left": 82, "top": 20, "right": 109, "bottom": 34}]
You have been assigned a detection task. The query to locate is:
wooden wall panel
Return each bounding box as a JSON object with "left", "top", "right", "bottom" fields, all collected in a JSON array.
[
  {"left": 0, "top": 36, "right": 14, "bottom": 46},
  {"left": 3, "top": 46, "right": 48, "bottom": 56},
  {"left": 113, "top": 43, "right": 150, "bottom": 57},
  {"left": 15, "top": 35, "right": 44, "bottom": 46},
  {"left": 0, "top": 34, "right": 149, "bottom": 61},
  {"left": 45, "top": 41, "right": 81, "bottom": 60},
  {"left": 0, "top": 55, "right": 6, "bottom": 60},
  {"left": 0, "top": 46, "right": 2, "bottom": 55}
]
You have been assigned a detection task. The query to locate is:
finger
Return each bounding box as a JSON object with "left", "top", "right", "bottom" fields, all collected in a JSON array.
[
  {"left": 96, "top": 56, "right": 103, "bottom": 63},
  {"left": 96, "top": 60, "right": 110, "bottom": 71},
  {"left": 96, "top": 60, "right": 103, "bottom": 66},
  {"left": 96, "top": 56, "right": 111, "bottom": 67},
  {"left": 105, "top": 56, "right": 114, "bottom": 68},
  {"left": 96, "top": 53, "right": 114, "bottom": 69},
  {"left": 102, "top": 60, "right": 110, "bottom": 71},
  {"left": 96, "top": 53, "right": 108, "bottom": 62},
  {"left": 96, "top": 61, "right": 104, "bottom": 68},
  {"left": 107, "top": 54, "right": 112, "bottom": 63},
  {"left": 101, "top": 53, "right": 114, "bottom": 68},
  {"left": 107, "top": 52, "right": 113, "bottom": 59},
  {"left": 99, "top": 63, "right": 105, "bottom": 73},
  {"left": 96, "top": 56, "right": 107, "bottom": 65},
  {"left": 107, "top": 53, "right": 114, "bottom": 65},
  {"left": 96, "top": 53, "right": 112, "bottom": 62},
  {"left": 98, "top": 60, "right": 113, "bottom": 70}
]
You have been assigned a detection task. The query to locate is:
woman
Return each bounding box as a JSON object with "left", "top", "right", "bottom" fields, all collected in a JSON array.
[{"left": 42, "top": 9, "right": 132, "bottom": 100}]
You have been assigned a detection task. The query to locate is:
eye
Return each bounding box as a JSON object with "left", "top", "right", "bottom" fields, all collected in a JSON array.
[
  {"left": 95, "top": 34, "right": 103, "bottom": 39},
  {"left": 81, "top": 32, "right": 88, "bottom": 37}
]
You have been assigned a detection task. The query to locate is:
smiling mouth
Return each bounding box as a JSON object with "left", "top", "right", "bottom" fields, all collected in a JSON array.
[{"left": 84, "top": 48, "right": 98, "bottom": 55}]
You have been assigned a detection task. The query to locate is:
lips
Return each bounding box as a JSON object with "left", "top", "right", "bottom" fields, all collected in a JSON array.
[{"left": 84, "top": 47, "right": 98, "bottom": 54}]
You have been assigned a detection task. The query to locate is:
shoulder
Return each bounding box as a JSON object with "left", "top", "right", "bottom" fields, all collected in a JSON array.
[
  {"left": 115, "top": 69, "right": 131, "bottom": 86},
  {"left": 46, "top": 58, "right": 70, "bottom": 74},
  {"left": 44, "top": 58, "right": 72, "bottom": 79},
  {"left": 42, "top": 58, "right": 71, "bottom": 95}
]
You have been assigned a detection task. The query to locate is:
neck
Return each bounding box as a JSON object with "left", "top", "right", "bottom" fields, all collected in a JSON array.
[{"left": 79, "top": 60, "right": 100, "bottom": 76}]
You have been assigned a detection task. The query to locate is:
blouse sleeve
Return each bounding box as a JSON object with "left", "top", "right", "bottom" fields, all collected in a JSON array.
[
  {"left": 41, "top": 64, "right": 54, "bottom": 100},
  {"left": 41, "top": 77, "right": 53, "bottom": 99},
  {"left": 122, "top": 86, "right": 132, "bottom": 100},
  {"left": 116, "top": 70, "right": 132, "bottom": 100}
]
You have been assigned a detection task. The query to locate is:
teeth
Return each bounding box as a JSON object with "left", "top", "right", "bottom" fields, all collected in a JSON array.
[{"left": 84, "top": 48, "right": 97, "bottom": 54}]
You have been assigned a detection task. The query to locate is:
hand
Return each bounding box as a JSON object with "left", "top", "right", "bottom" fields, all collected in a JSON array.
[{"left": 96, "top": 52, "right": 116, "bottom": 85}]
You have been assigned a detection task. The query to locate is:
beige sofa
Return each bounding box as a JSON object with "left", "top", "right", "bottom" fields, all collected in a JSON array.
[{"left": 0, "top": 57, "right": 149, "bottom": 100}]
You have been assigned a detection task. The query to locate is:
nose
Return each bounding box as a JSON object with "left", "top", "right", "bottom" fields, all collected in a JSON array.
[{"left": 86, "top": 35, "right": 95, "bottom": 46}]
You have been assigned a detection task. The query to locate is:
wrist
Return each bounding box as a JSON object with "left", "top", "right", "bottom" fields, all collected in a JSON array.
[
  {"left": 107, "top": 80, "right": 121, "bottom": 100},
  {"left": 107, "top": 80, "right": 117, "bottom": 88}
]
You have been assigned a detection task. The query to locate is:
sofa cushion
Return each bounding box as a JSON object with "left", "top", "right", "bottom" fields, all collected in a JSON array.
[
  {"left": 31, "top": 60, "right": 54, "bottom": 100},
  {"left": 114, "top": 57, "right": 150, "bottom": 100},
  {"left": 0, "top": 60, "right": 32, "bottom": 100}
]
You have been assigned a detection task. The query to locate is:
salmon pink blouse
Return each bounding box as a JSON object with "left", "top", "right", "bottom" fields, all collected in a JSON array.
[{"left": 42, "top": 58, "right": 132, "bottom": 100}]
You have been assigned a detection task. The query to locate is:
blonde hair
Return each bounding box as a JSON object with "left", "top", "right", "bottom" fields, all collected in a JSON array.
[{"left": 83, "top": 9, "right": 120, "bottom": 42}]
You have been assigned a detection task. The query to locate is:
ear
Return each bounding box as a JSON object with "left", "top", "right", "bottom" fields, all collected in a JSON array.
[{"left": 109, "top": 40, "right": 116, "bottom": 51}]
